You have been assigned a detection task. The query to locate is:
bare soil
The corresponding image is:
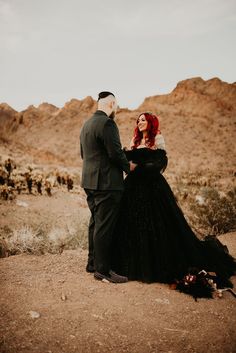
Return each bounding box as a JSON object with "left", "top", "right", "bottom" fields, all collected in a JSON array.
[{"left": 0, "top": 232, "right": 236, "bottom": 353}]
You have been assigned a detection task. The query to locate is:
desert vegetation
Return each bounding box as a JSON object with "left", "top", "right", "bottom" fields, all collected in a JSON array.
[
  {"left": 171, "top": 170, "right": 236, "bottom": 237},
  {"left": 0, "top": 158, "right": 76, "bottom": 200},
  {"left": 0, "top": 163, "right": 235, "bottom": 258},
  {"left": 0, "top": 157, "right": 87, "bottom": 258},
  {"left": 0, "top": 77, "right": 235, "bottom": 259}
]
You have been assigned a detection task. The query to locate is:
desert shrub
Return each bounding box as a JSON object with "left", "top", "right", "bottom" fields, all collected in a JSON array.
[
  {"left": 0, "top": 238, "right": 9, "bottom": 258},
  {"left": 6, "top": 226, "right": 48, "bottom": 255},
  {"left": 0, "top": 129, "right": 10, "bottom": 144},
  {"left": 190, "top": 187, "right": 236, "bottom": 235},
  {"left": 1, "top": 215, "right": 89, "bottom": 256},
  {"left": 0, "top": 185, "right": 15, "bottom": 200}
]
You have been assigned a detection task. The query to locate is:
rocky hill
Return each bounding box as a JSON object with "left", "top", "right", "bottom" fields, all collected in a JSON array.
[
  {"left": 117, "top": 77, "right": 236, "bottom": 175},
  {"left": 0, "top": 77, "right": 235, "bottom": 175},
  {"left": 139, "top": 77, "right": 236, "bottom": 118}
]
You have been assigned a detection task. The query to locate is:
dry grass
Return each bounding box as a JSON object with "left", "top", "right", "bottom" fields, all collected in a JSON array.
[
  {"left": 1, "top": 166, "right": 235, "bottom": 256},
  {"left": 171, "top": 170, "right": 236, "bottom": 237},
  {"left": 190, "top": 187, "right": 236, "bottom": 235},
  {"left": 0, "top": 216, "right": 89, "bottom": 256}
]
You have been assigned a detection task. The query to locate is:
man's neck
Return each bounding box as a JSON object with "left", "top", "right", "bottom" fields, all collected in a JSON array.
[
  {"left": 97, "top": 108, "right": 110, "bottom": 116},
  {"left": 97, "top": 109, "right": 108, "bottom": 116}
]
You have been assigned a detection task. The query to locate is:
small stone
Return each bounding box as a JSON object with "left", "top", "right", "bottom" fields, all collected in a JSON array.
[
  {"left": 29, "top": 310, "right": 40, "bottom": 319},
  {"left": 58, "top": 279, "right": 65, "bottom": 283},
  {"left": 155, "top": 298, "right": 170, "bottom": 305},
  {"left": 61, "top": 293, "right": 67, "bottom": 301},
  {"left": 16, "top": 200, "right": 28, "bottom": 207},
  {"left": 92, "top": 314, "right": 104, "bottom": 320}
]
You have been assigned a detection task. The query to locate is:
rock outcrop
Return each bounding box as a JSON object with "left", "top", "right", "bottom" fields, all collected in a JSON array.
[{"left": 0, "top": 77, "right": 235, "bottom": 172}]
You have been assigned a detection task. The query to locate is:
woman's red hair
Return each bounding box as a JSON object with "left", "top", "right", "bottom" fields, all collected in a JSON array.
[{"left": 132, "top": 112, "right": 160, "bottom": 149}]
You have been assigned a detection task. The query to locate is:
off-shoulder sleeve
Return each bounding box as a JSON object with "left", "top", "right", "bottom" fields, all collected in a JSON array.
[{"left": 124, "top": 148, "right": 168, "bottom": 173}]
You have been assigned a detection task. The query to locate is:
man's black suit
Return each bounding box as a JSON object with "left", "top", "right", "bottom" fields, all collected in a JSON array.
[{"left": 80, "top": 110, "right": 130, "bottom": 274}]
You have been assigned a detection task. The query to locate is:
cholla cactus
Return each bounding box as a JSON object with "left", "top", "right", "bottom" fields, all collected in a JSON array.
[
  {"left": 4, "top": 158, "right": 14, "bottom": 177},
  {"left": 56, "top": 171, "right": 62, "bottom": 185},
  {"left": 35, "top": 175, "right": 43, "bottom": 195},
  {"left": 45, "top": 180, "right": 52, "bottom": 196},
  {"left": 7, "top": 178, "right": 15, "bottom": 188},
  {"left": 8, "top": 186, "right": 15, "bottom": 200},
  {"left": 14, "top": 175, "right": 25, "bottom": 194},
  {"left": 0, "top": 167, "right": 7, "bottom": 185},
  {"left": 15, "top": 182, "right": 22, "bottom": 194},
  {"left": 25, "top": 173, "right": 33, "bottom": 194},
  {"left": 0, "top": 185, "right": 15, "bottom": 200},
  {"left": 61, "top": 175, "right": 66, "bottom": 185},
  {"left": 0, "top": 185, "right": 9, "bottom": 200},
  {"left": 66, "top": 175, "right": 74, "bottom": 191}
]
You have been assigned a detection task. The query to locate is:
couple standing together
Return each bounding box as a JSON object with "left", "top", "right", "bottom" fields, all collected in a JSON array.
[{"left": 80, "top": 91, "right": 236, "bottom": 298}]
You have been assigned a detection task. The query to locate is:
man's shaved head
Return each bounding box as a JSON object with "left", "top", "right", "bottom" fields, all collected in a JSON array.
[
  {"left": 98, "top": 91, "right": 115, "bottom": 101},
  {"left": 97, "top": 91, "right": 117, "bottom": 119}
]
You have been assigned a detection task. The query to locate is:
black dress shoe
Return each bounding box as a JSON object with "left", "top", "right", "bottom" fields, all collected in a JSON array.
[
  {"left": 86, "top": 264, "right": 95, "bottom": 273},
  {"left": 94, "top": 270, "right": 128, "bottom": 283}
]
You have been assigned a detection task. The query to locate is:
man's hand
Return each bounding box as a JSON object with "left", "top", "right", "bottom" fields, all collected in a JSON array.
[{"left": 129, "top": 162, "right": 137, "bottom": 172}]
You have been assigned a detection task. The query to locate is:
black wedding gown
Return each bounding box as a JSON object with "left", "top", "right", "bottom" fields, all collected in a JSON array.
[{"left": 112, "top": 148, "right": 236, "bottom": 298}]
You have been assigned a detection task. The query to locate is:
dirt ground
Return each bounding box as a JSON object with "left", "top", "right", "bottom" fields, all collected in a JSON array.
[
  {"left": 0, "top": 78, "right": 236, "bottom": 352},
  {"left": 0, "top": 232, "right": 236, "bottom": 353},
  {"left": 0, "top": 188, "right": 87, "bottom": 225}
]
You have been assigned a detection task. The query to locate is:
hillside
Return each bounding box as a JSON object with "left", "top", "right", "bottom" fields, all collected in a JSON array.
[{"left": 0, "top": 77, "right": 235, "bottom": 176}]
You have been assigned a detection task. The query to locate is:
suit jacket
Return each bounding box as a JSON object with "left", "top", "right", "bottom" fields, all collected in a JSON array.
[{"left": 80, "top": 110, "right": 130, "bottom": 190}]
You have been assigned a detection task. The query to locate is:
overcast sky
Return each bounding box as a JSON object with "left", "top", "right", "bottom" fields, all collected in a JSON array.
[{"left": 0, "top": 0, "right": 236, "bottom": 111}]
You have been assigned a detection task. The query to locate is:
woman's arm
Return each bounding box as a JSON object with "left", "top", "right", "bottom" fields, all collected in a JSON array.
[{"left": 155, "top": 133, "right": 166, "bottom": 150}]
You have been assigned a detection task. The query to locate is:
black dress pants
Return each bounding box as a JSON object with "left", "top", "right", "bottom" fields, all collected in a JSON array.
[{"left": 84, "top": 189, "right": 123, "bottom": 275}]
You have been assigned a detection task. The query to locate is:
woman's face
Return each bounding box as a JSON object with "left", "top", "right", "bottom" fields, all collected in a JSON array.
[{"left": 137, "top": 114, "right": 148, "bottom": 132}]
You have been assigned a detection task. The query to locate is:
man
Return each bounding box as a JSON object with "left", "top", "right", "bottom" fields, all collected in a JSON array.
[{"left": 80, "top": 91, "right": 135, "bottom": 283}]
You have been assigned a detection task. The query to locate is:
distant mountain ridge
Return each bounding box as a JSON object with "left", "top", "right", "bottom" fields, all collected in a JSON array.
[
  {"left": 138, "top": 77, "right": 236, "bottom": 118},
  {"left": 0, "top": 77, "right": 235, "bottom": 174}
]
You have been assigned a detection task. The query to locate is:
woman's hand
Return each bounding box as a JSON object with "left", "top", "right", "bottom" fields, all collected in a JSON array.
[{"left": 129, "top": 162, "right": 137, "bottom": 172}]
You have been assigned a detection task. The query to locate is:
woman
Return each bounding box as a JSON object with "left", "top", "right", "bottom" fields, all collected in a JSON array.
[{"left": 113, "top": 112, "right": 236, "bottom": 299}]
